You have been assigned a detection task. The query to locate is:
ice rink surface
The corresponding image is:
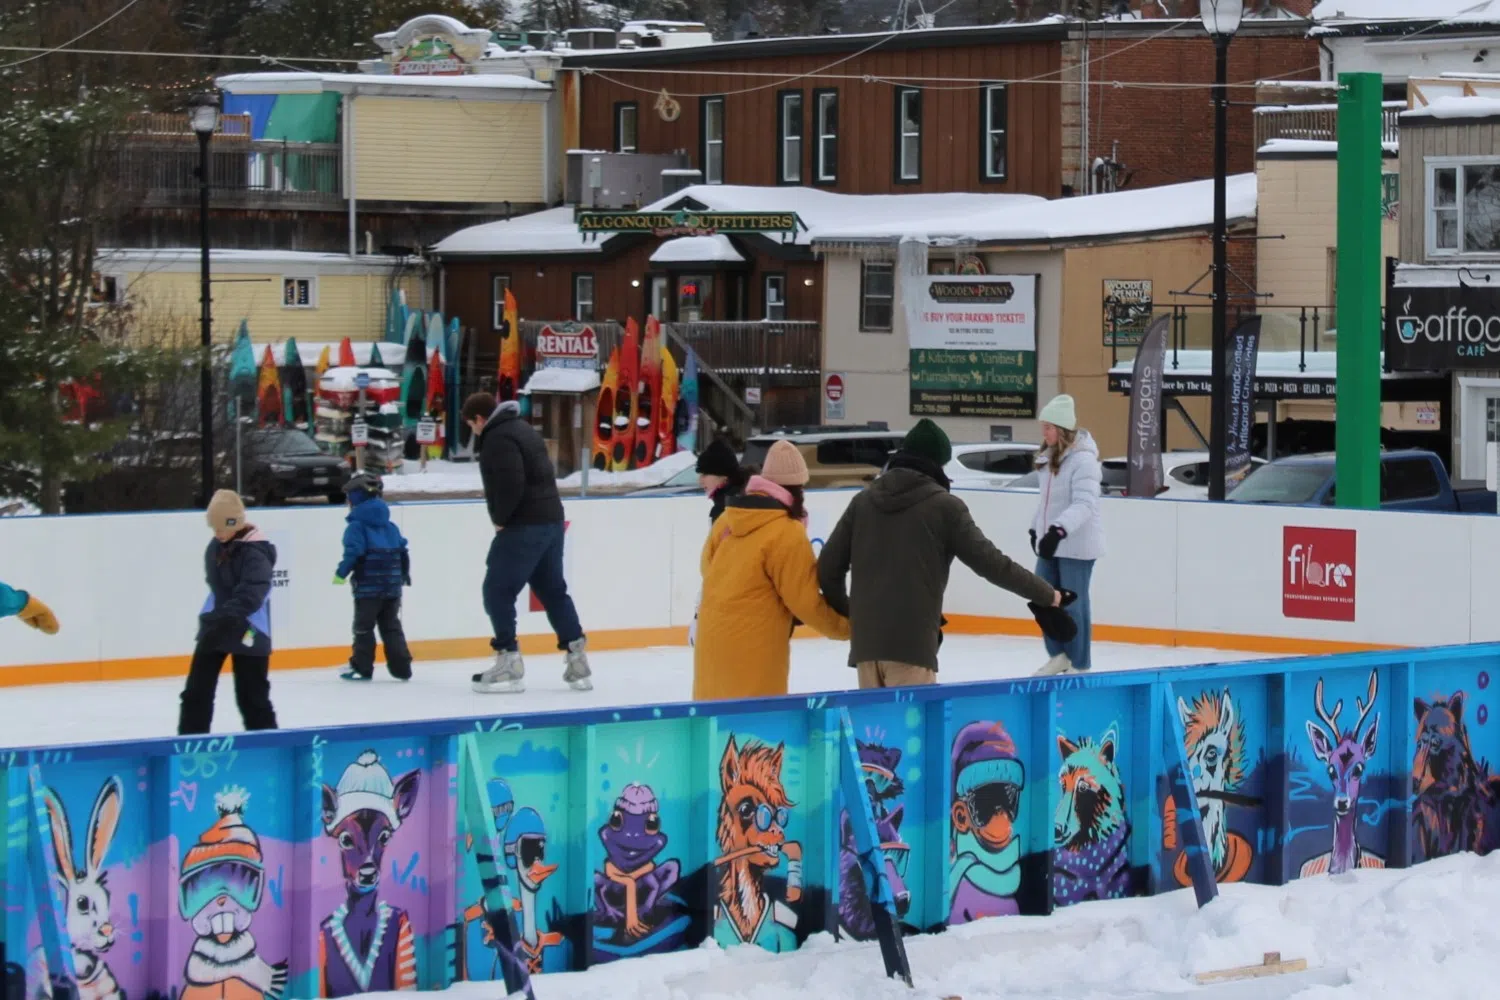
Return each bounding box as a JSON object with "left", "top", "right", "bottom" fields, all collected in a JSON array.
[{"left": 0, "top": 634, "right": 1275, "bottom": 747}]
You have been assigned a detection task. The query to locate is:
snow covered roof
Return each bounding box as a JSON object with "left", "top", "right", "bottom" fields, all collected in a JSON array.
[
  {"left": 1403, "top": 95, "right": 1500, "bottom": 120},
  {"left": 649, "top": 235, "right": 744, "bottom": 264},
  {"left": 1312, "top": 0, "right": 1500, "bottom": 22},
  {"left": 263, "top": 341, "right": 409, "bottom": 368},
  {"left": 812, "top": 174, "right": 1257, "bottom": 247},
  {"left": 523, "top": 367, "right": 601, "bottom": 394},
  {"left": 216, "top": 71, "right": 550, "bottom": 98},
  {"left": 97, "top": 247, "right": 410, "bottom": 276},
  {"left": 431, "top": 207, "right": 598, "bottom": 256},
  {"left": 1257, "top": 138, "right": 1399, "bottom": 155}
]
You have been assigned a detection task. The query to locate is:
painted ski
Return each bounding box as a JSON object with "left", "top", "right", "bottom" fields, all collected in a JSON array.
[
  {"left": 611, "top": 319, "right": 640, "bottom": 472},
  {"left": 498, "top": 289, "right": 522, "bottom": 402},
  {"left": 676, "top": 349, "right": 699, "bottom": 454},
  {"left": 592, "top": 347, "right": 619, "bottom": 472},
  {"left": 256, "top": 345, "right": 284, "bottom": 427},
  {"left": 658, "top": 345, "right": 679, "bottom": 461}
]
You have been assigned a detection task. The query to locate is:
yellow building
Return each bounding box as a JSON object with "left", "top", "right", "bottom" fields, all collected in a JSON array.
[{"left": 98, "top": 248, "right": 424, "bottom": 346}]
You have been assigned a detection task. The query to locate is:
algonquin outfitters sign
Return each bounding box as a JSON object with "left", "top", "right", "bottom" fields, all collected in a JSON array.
[
  {"left": 576, "top": 210, "right": 804, "bottom": 239},
  {"left": 1386, "top": 283, "right": 1500, "bottom": 370},
  {"left": 908, "top": 274, "right": 1038, "bottom": 418}
]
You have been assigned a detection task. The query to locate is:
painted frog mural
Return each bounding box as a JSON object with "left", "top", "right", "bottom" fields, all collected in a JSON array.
[{"left": 591, "top": 784, "right": 688, "bottom": 960}]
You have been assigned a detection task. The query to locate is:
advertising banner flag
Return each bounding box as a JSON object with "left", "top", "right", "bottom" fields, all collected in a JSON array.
[{"left": 1126, "top": 315, "right": 1169, "bottom": 498}]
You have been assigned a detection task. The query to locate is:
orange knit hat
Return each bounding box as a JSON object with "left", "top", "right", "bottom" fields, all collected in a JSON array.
[
  {"left": 760, "top": 440, "right": 809, "bottom": 486},
  {"left": 182, "top": 787, "right": 263, "bottom": 876}
]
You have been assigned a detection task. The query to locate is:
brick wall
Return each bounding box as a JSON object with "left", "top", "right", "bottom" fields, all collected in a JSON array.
[{"left": 1060, "top": 29, "right": 1320, "bottom": 194}]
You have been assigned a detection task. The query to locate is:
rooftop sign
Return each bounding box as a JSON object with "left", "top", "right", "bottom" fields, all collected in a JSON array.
[{"left": 576, "top": 209, "right": 805, "bottom": 239}]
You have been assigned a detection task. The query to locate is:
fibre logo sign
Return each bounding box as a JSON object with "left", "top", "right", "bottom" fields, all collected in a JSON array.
[{"left": 1283, "top": 527, "right": 1356, "bottom": 622}]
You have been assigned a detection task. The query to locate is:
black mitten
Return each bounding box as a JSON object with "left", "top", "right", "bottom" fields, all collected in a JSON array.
[
  {"left": 1028, "top": 529, "right": 1038, "bottom": 555},
  {"left": 1028, "top": 602, "right": 1078, "bottom": 644},
  {"left": 1037, "top": 526, "right": 1067, "bottom": 559}
]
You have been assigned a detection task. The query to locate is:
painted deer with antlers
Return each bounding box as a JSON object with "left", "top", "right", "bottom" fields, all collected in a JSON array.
[{"left": 1301, "top": 669, "right": 1386, "bottom": 877}]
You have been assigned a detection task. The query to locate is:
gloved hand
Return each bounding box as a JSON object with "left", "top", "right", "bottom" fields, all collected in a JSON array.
[
  {"left": 1028, "top": 600, "right": 1078, "bottom": 645},
  {"left": 1028, "top": 529, "right": 1037, "bottom": 555},
  {"left": 403, "top": 575, "right": 412, "bottom": 587},
  {"left": 1037, "top": 525, "right": 1067, "bottom": 560},
  {"left": 332, "top": 574, "right": 346, "bottom": 586},
  {"left": 197, "top": 611, "right": 243, "bottom": 646},
  {"left": 18, "top": 594, "right": 58, "bottom": 635}
]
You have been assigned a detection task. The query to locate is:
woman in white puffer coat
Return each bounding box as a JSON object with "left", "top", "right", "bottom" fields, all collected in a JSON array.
[{"left": 1029, "top": 395, "right": 1104, "bottom": 675}]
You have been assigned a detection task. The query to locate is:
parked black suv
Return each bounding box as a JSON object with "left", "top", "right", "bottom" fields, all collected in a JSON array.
[{"left": 238, "top": 428, "right": 349, "bottom": 505}]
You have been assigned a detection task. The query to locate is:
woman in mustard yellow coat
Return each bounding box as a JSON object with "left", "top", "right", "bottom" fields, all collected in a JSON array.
[{"left": 693, "top": 440, "right": 849, "bottom": 701}]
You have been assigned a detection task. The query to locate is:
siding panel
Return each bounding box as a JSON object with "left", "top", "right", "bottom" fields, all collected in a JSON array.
[{"left": 353, "top": 97, "right": 543, "bottom": 203}]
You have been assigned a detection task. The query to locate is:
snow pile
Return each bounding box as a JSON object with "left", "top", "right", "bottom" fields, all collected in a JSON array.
[
  {"left": 650, "top": 235, "right": 745, "bottom": 263},
  {"left": 1313, "top": 0, "right": 1500, "bottom": 22},
  {"left": 432, "top": 207, "right": 600, "bottom": 256},
  {"left": 558, "top": 448, "right": 696, "bottom": 489},
  {"left": 1402, "top": 95, "right": 1500, "bottom": 120}
]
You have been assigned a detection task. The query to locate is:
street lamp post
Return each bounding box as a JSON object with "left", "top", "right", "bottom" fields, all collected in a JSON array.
[
  {"left": 190, "top": 92, "right": 219, "bottom": 507},
  {"left": 1202, "top": 0, "right": 1243, "bottom": 502}
]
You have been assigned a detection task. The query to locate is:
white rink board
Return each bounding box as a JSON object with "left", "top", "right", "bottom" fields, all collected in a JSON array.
[{"left": 0, "top": 489, "right": 1496, "bottom": 671}]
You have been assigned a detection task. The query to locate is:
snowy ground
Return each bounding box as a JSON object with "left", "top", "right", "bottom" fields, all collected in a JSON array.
[
  {"left": 353, "top": 852, "right": 1496, "bottom": 1000},
  {"left": 0, "top": 635, "right": 1271, "bottom": 747}
]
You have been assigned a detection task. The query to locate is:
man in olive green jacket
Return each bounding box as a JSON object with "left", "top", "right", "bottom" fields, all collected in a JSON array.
[{"left": 817, "top": 419, "right": 1062, "bottom": 689}]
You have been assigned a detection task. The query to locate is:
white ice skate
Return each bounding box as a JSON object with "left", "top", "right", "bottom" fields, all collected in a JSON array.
[
  {"left": 473, "top": 650, "right": 525, "bottom": 694},
  {"left": 1035, "top": 653, "right": 1074, "bottom": 676},
  {"left": 562, "top": 637, "right": 593, "bottom": 692}
]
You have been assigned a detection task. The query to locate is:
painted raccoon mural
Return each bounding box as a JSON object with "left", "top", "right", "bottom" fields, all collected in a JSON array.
[
  {"left": 1051, "top": 726, "right": 1131, "bottom": 906},
  {"left": 948, "top": 721, "right": 1025, "bottom": 925},
  {"left": 319, "top": 751, "right": 421, "bottom": 996},
  {"left": 179, "top": 788, "right": 287, "bottom": 1000},
  {"left": 837, "top": 741, "right": 911, "bottom": 941},
  {"left": 1301, "top": 670, "right": 1385, "bottom": 876},
  {"left": 713, "top": 737, "right": 802, "bottom": 952},
  {"left": 1412, "top": 692, "right": 1500, "bottom": 861},
  {"left": 591, "top": 783, "right": 688, "bottom": 961},
  {"left": 1168, "top": 689, "right": 1256, "bottom": 886}
]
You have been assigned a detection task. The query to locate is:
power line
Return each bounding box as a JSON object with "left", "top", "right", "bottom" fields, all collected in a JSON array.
[
  {"left": 0, "top": 0, "right": 147, "bottom": 71},
  {"left": 0, "top": 45, "right": 358, "bottom": 65}
]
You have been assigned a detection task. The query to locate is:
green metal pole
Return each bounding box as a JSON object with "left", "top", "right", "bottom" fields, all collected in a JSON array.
[{"left": 1335, "top": 72, "right": 1383, "bottom": 510}]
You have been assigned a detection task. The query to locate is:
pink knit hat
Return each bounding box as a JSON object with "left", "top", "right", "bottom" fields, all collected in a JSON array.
[{"left": 760, "top": 440, "right": 809, "bottom": 486}]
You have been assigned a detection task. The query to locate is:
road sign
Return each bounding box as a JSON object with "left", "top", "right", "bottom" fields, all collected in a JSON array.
[
  {"left": 350, "top": 420, "right": 369, "bottom": 446},
  {"left": 745, "top": 386, "right": 762, "bottom": 406},
  {"left": 355, "top": 372, "right": 371, "bottom": 391},
  {"left": 416, "top": 419, "right": 438, "bottom": 445},
  {"left": 824, "top": 372, "right": 846, "bottom": 421}
]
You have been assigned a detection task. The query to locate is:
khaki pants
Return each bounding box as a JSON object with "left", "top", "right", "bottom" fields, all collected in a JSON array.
[{"left": 856, "top": 661, "right": 937, "bottom": 689}]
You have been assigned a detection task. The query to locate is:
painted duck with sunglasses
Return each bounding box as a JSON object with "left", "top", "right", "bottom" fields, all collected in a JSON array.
[
  {"left": 948, "top": 721, "right": 1026, "bottom": 925},
  {"left": 713, "top": 737, "right": 803, "bottom": 952},
  {"left": 179, "top": 789, "right": 288, "bottom": 1000}
]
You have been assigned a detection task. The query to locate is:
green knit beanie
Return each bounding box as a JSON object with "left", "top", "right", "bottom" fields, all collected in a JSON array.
[{"left": 902, "top": 418, "right": 952, "bottom": 466}]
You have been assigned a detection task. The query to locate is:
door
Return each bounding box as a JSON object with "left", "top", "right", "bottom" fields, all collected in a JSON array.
[{"left": 649, "top": 274, "right": 669, "bottom": 320}]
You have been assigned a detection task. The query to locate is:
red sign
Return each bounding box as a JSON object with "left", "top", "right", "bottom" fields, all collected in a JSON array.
[
  {"left": 1282, "top": 526, "right": 1356, "bottom": 622},
  {"left": 825, "top": 373, "right": 844, "bottom": 402},
  {"left": 536, "top": 325, "right": 599, "bottom": 361}
]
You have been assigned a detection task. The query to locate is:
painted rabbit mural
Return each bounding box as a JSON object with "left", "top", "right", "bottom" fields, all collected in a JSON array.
[
  {"left": 1051, "top": 726, "right": 1131, "bottom": 906},
  {"left": 1302, "top": 670, "right": 1385, "bottom": 876},
  {"left": 35, "top": 778, "right": 124, "bottom": 1000},
  {"left": 319, "top": 751, "right": 421, "bottom": 996},
  {"left": 179, "top": 788, "right": 288, "bottom": 1000}
]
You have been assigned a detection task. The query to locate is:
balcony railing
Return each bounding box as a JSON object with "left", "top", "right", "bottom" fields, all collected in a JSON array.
[
  {"left": 124, "top": 111, "right": 254, "bottom": 140},
  {"left": 1254, "top": 101, "right": 1404, "bottom": 149},
  {"left": 116, "top": 139, "right": 343, "bottom": 209}
]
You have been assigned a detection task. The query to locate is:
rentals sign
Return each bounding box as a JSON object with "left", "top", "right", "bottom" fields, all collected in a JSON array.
[{"left": 536, "top": 322, "right": 599, "bottom": 370}]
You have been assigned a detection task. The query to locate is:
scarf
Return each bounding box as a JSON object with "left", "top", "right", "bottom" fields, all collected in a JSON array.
[{"left": 885, "top": 451, "right": 951, "bottom": 491}]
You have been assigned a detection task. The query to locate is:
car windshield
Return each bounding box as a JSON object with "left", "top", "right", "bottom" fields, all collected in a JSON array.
[
  {"left": 264, "top": 431, "right": 321, "bottom": 457},
  {"left": 1227, "top": 461, "right": 1331, "bottom": 504}
]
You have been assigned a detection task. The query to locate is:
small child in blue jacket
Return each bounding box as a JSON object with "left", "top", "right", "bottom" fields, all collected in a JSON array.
[{"left": 334, "top": 473, "right": 413, "bottom": 681}]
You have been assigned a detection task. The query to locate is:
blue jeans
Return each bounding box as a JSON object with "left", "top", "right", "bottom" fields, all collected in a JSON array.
[
  {"left": 1035, "top": 557, "right": 1094, "bottom": 670},
  {"left": 483, "top": 523, "right": 583, "bottom": 653}
]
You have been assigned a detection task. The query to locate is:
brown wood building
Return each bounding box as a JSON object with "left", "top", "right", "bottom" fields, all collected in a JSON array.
[{"left": 564, "top": 25, "right": 1067, "bottom": 197}]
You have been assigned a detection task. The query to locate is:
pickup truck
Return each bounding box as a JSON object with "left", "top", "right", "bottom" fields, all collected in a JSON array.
[{"left": 1225, "top": 449, "right": 1496, "bottom": 513}]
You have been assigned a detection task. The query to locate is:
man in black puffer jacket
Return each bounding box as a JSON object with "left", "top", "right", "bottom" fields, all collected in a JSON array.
[
  {"left": 818, "top": 419, "right": 1067, "bottom": 689},
  {"left": 462, "top": 392, "right": 592, "bottom": 695}
]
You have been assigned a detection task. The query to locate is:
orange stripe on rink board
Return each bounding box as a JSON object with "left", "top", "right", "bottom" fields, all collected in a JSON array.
[{"left": 0, "top": 620, "right": 1394, "bottom": 690}]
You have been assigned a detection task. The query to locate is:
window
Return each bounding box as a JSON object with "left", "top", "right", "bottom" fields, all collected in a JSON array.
[
  {"left": 281, "top": 276, "right": 316, "bottom": 308},
  {"left": 678, "top": 274, "right": 713, "bottom": 322},
  {"left": 895, "top": 88, "right": 922, "bottom": 182},
  {"left": 701, "top": 96, "right": 725, "bottom": 184},
  {"left": 572, "top": 273, "right": 595, "bottom": 322},
  {"left": 981, "top": 84, "right": 1008, "bottom": 181},
  {"left": 491, "top": 273, "right": 512, "bottom": 329},
  {"left": 815, "top": 437, "right": 902, "bottom": 467},
  {"left": 614, "top": 102, "right": 638, "bottom": 153},
  {"left": 87, "top": 274, "right": 120, "bottom": 307},
  {"left": 1458, "top": 377, "right": 1500, "bottom": 480},
  {"left": 1427, "top": 159, "right": 1500, "bottom": 256},
  {"left": 957, "top": 449, "right": 1033, "bottom": 476},
  {"left": 814, "top": 89, "right": 838, "bottom": 184},
  {"left": 1382, "top": 458, "right": 1442, "bottom": 503},
  {"left": 778, "top": 91, "right": 803, "bottom": 184},
  {"left": 764, "top": 273, "right": 787, "bottom": 320},
  {"left": 860, "top": 261, "right": 894, "bottom": 331}
]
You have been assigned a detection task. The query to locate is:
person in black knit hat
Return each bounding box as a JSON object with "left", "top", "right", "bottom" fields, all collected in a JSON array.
[{"left": 696, "top": 437, "right": 750, "bottom": 523}]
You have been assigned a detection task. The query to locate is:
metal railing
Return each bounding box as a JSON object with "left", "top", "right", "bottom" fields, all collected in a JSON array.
[
  {"left": 1108, "top": 304, "right": 1363, "bottom": 374},
  {"left": 116, "top": 139, "right": 343, "bottom": 208},
  {"left": 1253, "top": 101, "right": 1404, "bottom": 149},
  {"left": 123, "top": 111, "right": 254, "bottom": 140}
]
